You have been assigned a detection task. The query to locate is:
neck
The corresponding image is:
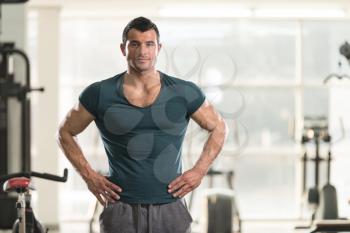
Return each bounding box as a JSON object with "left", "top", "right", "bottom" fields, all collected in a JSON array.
[{"left": 125, "top": 68, "right": 160, "bottom": 88}]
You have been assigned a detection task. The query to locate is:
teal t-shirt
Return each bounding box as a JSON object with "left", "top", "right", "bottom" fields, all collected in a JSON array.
[{"left": 79, "top": 71, "right": 205, "bottom": 204}]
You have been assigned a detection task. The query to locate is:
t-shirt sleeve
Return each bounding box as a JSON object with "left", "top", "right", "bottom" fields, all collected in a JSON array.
[
  {"left": 185, "top": 81, "right": 206, "bottom": 117},
  {"left": 79, "top": 82, "right": 100, "bottom": 118}
]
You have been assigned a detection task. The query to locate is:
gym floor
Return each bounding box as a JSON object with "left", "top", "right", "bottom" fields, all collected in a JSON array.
[{"left": 52, "top": 221, "right": 308, "bottom": 233}]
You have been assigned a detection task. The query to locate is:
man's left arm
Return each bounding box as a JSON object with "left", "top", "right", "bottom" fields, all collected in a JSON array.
[{"left": 168, "top": 100, "right": 228, "bottom": 198}]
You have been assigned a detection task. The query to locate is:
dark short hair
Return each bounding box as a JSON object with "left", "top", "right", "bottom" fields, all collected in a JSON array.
[{"left": 122, "top": 17, "right": 160, "bottom": 44}]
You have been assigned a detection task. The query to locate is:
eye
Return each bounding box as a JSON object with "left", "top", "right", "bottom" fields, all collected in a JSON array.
[
  {"left": 146, "top": 42, "right": 155, "bottom": 47},
  {"left": 130, "top": 42, "right": 139, "bottom": 47}
]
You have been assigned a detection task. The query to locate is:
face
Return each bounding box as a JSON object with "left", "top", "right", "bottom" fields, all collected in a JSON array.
[{"left": 120, "top": 29, "right": 162, "bottom": 74}]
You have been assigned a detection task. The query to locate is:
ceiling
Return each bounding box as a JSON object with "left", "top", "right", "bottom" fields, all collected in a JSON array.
[{"left": 28, "top": 0, "right": 350, "bottom": 10}]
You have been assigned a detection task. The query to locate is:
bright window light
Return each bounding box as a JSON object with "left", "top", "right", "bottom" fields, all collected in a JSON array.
[
  {"left": 159, "top": 6, "right": 346, "bottom": 18},
  {"left": 254, "top": 8, "right": 346, "bottom": 18},
  {"left": 159, "top": 6, "right": 253, "bottom": 18}
]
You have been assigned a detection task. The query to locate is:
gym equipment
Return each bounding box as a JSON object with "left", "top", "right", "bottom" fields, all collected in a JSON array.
[
  {"left": 323, "top": 41, "right": 350, "bottom": 83},
  {"left": 204, "top": 169, "right": 241, "bottom": 233},
  {"left": 0, "top": 42, "right": 44, "bottom": 174},
  {"left": 0, "top": 42, "right": 44, "bottom": 229},
  {"left": 189, "top": 168, "right": 241, "bottom": 233},
  {"left": 295, "top": 116, "right": 350, "bottom": 233},
  {"left": 296, "top": 41, "right": 350, "bottom": 232},
  {"left": 0, "top": 0, "right": 44, "bottom": 228},
  {"left": 310, "top": 220, "right": 350, "bottom": 232},
  {"left": 323, "top": 70, "right": 350, "bottom": 84},
  {"left": 300, "top": 116, "right": 337, "bottom": 221},
  {"left": 340, "top": 41, "right": 350, "bottom": 65},
  {"left": 323, "top": 61, "right": 350, "bottom": 84},
  {"left": 0, "top": 169, "right": 68, "bottom": 233}
]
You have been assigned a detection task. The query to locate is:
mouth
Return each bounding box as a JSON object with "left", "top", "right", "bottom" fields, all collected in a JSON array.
[{"left": 136, "top": 59, "right": 150, "bottom": 64}]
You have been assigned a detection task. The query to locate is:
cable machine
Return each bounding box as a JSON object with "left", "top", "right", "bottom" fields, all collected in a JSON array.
[{"left": 0, "top": 0, "right": 44, "bottom": 229}]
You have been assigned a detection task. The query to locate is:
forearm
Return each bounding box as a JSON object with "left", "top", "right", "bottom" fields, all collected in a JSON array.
[
  {"left": 193, "top": 120, "right": 228, "bottom": 175},
  {"left": 57, "top": 129, "right": 94, "bottom": 180}
]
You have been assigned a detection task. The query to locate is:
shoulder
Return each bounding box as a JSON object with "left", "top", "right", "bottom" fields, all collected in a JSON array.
[
  {"left": 84, "top": 72, "right": 124, "bottom": 91},
  {"left": 160, "top": 71, "right": 199, "bottom": 89},
  {"left": 160, "top": 71, "right": 205, "bottom": 108},
  {"left": 100, "top": 72, "right": 125, "bottom": 85},
  {"left": 80, "top": 72, "right": 125, "bottom": 100},
  {"left": 80, "top": 81, "right": 100, "bottom": 97}
]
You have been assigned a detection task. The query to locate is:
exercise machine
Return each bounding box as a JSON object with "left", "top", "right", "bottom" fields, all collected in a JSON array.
[
  {"left": 0, "top": 0, "right": 45, "bottom": 229},
  {"left": 203, "top": 169, "right": 241, "bottom": 233},
  {"left": 188, "top": 168, "right": 241, "bottom": 233},
  {"left": 0, "top": 42, "right": 44, "bottom": 174},
  {"left": 294, "top": 116, "right": 349, "bottom": 232},
  {"left": 0, "top": 42, "right": 44, "bottom": 229},
  {"left": 311, "top": 42, "right": 350, "bottom": 233},
  {"left": 299, "top": 116, "right": 337, "bottom": 222},
  {"left": 323, "top": 41, "right": 350, "bottom": 84},
  {"left": 294, "top": 41, "right": 350, "bottom": 232},
  {"left": 310, "top": 220, "right": 350, "bottom": 232},
  {"left": 0, "top": 169, "right": 68, "bottom": 233}
]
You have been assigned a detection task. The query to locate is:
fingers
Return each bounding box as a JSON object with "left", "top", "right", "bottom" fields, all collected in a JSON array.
[
  {"left": 98, "top": 180, "right": 122, "bottom": 203},
  {"left": 103, "top": 190, "right": 118, "bottom": 203},
  {"left": 168, "top": 179, "right": 185, "bottom": 193},
  {"left": 168, "top": 175, "right": 183, "bottom": 189},
  {"left": 86, "top": 172, "right": 123, "bottom": 204},
  {"left": 168, "top": 169, "right": 204, "bottom": 198},
  {"left": 106, "top": 180, "right": 123, "bottom": 193},
  {"left": 103, "top": 183, "right": 121, "bottom": 201},
  {"left": 172, "top": 184, "right": 191, "bottom": 198},
  {"left": 168, "top": 174, "right": 192, "bottom": 198}
]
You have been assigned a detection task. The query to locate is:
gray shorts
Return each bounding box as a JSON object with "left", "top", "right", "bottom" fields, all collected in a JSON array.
[{"left": 99, "top": 199, "right": 193, "bottom": 233}]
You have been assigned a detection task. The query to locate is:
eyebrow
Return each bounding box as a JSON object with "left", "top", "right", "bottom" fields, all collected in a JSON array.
[{"left": 129, "top": 40, "right": 156, "bottom": 44}]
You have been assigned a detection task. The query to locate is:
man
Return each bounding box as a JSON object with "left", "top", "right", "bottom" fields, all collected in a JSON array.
[{"left": 57, "top": 17, "right": 227, "bottom": 233}]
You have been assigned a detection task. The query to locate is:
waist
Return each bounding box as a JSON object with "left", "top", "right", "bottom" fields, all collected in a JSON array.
[{"left": 108, "top": 174, "right": 179, "bottom": 204}]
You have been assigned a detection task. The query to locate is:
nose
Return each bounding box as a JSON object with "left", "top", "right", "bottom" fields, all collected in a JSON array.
[{"left": 138, "top": 44, "right": 147, "bottom": 56}]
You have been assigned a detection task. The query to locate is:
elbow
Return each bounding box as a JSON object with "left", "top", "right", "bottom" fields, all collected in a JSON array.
[
  {"left": 212, "top": 118, "right": 229, "bottom": 141},
  {"left": 56, "top": 127, "right": 65, "bottom": 146},
  {"left": 56, "top": 124, "right": 72, "bottom": 147},
  {"left": 56, "top": 124, "right": 78, "bottom": 147},
  {"left": 222, "top": 119, "right": 229, "bottom": 140}
]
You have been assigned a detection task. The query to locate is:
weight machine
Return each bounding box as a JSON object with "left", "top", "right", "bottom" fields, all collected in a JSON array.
[
  {"left": 295, "top": 41, "right": 350, "bottom": 233},
  {"left": 0, "top": 0, "right": 44, "bottom": 229}
]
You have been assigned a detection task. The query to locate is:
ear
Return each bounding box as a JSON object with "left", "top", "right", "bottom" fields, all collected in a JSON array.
[
  {"left": 120, "top": 43, "right": 126, "bottom": 56},
  {"left": 158, "top": 43, "right": 162, "bottom": 53}
]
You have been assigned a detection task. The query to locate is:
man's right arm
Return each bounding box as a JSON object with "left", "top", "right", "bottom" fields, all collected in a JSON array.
[{"left": 57, "top": 103, "right": 122, "bottom": 205}]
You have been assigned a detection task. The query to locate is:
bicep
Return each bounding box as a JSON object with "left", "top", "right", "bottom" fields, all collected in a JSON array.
[
  {"left": 190, "top": 100, "right": 224, "bottom": 132},
  {"left": 59, "top": 103, "right": 95, "bottom": 136}
]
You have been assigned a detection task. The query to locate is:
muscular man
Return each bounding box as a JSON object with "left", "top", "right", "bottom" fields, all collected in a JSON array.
[{"left": 57, "top": 17, "right": 227, "bottom": 233}]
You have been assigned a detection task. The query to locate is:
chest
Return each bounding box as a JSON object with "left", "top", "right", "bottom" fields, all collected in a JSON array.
[
  {"left": 123, "top": 84, "right": 161, "bottom": 108},
  {"left": 101, "top": 97, "right": 189, "bottom": 136}
]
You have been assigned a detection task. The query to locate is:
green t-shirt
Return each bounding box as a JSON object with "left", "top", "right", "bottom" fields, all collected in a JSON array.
[{"left": 79, "top": 71, "right": 205, "bottom": 204}]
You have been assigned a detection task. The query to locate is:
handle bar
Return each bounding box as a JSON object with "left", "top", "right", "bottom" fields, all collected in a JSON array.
[
  {"left": 206, "top": 169, "right": 234, "bottom": 177},
  {"left": 0, "top": 168, "right": 68, "bottom": 185}
]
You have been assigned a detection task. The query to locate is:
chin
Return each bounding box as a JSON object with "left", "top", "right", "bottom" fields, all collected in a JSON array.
[{"left": 136, "top": 66, "right": 155, "bottom": 73}]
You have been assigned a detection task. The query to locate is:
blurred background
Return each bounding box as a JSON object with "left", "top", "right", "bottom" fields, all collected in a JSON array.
[{"left": 1, "top": 0, "right": 350, "bottom": 232}]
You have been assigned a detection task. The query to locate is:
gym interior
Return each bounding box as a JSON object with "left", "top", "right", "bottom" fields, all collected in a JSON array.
[{"left": 1, "top": 0, "right": 350, "bottom": 232}]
